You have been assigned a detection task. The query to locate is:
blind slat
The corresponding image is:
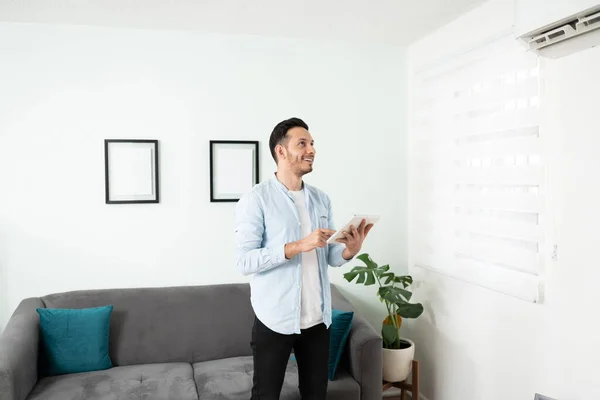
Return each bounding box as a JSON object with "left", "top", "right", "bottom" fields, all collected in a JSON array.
[
  {"left": 454, "top": 194, "right": 543, "bottom": 214},
  {"left": 455, "top": 166, "right": 542, "bottom": 185},
  {"left": 453, "top": 239, "right": 539, "bottom": 275},
  {"left": 456, "top": 135, "right": 541, "bottom": 158},
  {"left": 455, "top": 216, "right": 541, "bottom": 242}
]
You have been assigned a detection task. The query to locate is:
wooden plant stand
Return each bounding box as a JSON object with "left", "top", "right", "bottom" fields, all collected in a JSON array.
[{"left": 382, "top": 359, "right": 420, "bottom": 400}]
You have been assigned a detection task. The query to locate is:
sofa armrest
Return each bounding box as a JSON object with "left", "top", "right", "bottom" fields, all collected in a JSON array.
[
  {"left": 0, "top": 298, "right": 44, "bottom": 400},
  {"left": 346, "top": 314, "right": 382, "bottom": 400}
]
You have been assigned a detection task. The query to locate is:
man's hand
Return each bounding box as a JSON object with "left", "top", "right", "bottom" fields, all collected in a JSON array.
[
  {"left": 301, "top": 228, "right": 336, "bottom": 252},
  {"left": 337, "top": 219, "right": 374, "bottom": 260},
  {"left": 285, "top": 228, "right": 336, "bottom": 259}
]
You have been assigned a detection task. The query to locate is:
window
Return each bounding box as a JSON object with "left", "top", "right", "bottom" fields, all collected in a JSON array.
[{"left": 409, "top": 35, "right": 544, "bottom": 302}]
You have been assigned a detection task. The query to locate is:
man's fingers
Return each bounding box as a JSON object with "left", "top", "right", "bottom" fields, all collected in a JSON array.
[
  {"left": 320, "top": 228, "right": 336, "bottom": 235},
  {"left": 365, "top": 223, "right": 374, "bottom": 235},
  {"left": 358, "top": 219, "right": 366, "bottom": 233}
]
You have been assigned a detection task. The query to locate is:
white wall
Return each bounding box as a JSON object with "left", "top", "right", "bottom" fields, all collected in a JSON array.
[
  {"left": 536, "top": 45, "right": 600, "bottom": 400},
  {"left": 0, "top": 22, "right": 408, "bottom": 331},
  {"left": 407, "top": 1, "right": 600, "bottom": 399}
]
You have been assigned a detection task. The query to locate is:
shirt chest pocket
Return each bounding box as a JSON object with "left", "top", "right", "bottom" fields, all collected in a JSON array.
[{"left": 315, "top": 205, "right": 329, "bottom": 229}]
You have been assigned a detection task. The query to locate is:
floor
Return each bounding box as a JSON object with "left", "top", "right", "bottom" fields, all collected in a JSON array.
[{"left": 382, "top": 387, "right": 413, "bottom": 399}]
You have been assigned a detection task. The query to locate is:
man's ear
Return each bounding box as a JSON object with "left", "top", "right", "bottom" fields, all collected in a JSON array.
[{"left": 276, "top": 144, "right": 286, "bottom": 161}]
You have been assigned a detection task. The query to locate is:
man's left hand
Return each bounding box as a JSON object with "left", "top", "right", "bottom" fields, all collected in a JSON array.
[{"left": 337, "top": 219, "right": 374, "bottom": 260}]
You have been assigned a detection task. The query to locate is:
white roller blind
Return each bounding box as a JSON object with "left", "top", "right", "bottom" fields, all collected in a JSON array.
[{"left": 409, "top": 35, "right": 544, "bottom": 302}]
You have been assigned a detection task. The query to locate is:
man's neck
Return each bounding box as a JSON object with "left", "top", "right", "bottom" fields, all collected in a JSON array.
[{"left": 275, "top": 169, "right": 303, "bottom": 192}]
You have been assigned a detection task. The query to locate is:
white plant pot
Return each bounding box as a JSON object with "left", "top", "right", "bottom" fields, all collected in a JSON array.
[{"left": 382, "top": 338, "right": 415, "bottom": 382}]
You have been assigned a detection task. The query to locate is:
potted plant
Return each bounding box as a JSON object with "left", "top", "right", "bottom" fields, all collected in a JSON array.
[{"left": 343, "top": 253, "right": 424, "bottom": 382}]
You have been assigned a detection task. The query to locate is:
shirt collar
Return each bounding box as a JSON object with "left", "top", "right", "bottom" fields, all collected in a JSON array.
[{"left": 271, "top": 172, "right": 305, "bottom": 195}]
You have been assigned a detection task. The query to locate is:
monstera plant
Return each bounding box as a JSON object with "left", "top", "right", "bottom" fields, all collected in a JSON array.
[{"left": 344, "top": 253, "right": 424, "bottom": 382}]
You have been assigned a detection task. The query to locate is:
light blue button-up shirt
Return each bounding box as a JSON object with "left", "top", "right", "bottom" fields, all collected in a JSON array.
[{"left": 234, "top": 175, "right": 349, "bottom": 335}]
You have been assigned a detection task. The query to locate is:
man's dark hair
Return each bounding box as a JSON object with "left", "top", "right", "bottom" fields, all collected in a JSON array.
[{"left": 269, "top": 117, "right": 309, "bottom": 163}]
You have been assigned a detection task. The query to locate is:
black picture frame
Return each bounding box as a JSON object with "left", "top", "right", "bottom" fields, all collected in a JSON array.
[
  {"left": 209, "top": 140, "right": 259, "bottom": 202},
  {"left": 104, "top": 139, "right": 159, "bottom": 204}
]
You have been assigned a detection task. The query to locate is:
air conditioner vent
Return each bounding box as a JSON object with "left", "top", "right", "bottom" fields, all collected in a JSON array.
[
  {"left": 584, "top": 15, "right": 600, "bottom": 26},
  {"left": 548, "top": 30, "right": 566, "bottom": 40},
  {"left": 527, "top": 25, "right": 575, "bottom": 50},
  {"left": 577, "top": 10, "right": 600, "bottom": 29},
  {"left": 521, "top": 5, "right": 600, "bottom": 55}
]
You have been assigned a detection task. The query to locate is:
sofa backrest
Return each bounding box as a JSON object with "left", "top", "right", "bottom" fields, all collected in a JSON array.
[
  {"left": 330, "top": 285, "right": 356, "bottom": 312},
  {"left": 40, "top": 283, "right": 254, "bottom": 366}
]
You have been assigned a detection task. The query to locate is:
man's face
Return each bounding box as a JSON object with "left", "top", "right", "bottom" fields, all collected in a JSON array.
[{"left": 278, "top": 127, "right": 315, "bottom": 176}]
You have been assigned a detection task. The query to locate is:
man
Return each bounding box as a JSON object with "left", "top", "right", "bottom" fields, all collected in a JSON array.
[{"left": 234, "top": 117, "right": 373, "bottom": 400}]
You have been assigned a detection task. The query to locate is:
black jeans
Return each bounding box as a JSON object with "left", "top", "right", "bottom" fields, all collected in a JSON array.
[{"left": 250, "top": 316, "right": 330, "bottom": 400}]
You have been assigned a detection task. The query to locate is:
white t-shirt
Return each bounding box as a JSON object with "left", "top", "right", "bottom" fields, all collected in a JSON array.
[{"left": 290, "top": 189, "right": 323, "bottom": 329}]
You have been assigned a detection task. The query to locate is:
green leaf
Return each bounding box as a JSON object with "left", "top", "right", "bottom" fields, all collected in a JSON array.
[
  {"left": 347, "top": 265, "right": 371, "bottom": 273},
  {"left": 357, "top": 253, "right": 378, "bottom": 269},
  {"left": 396, "top": 288, "right": 413, "bottom": 301},
  {"left": 343, "top": 271, "right": 359, "bottom": 282},
  {"left": 394, "top": 275, "right": 413, "bottom": 288},
  {"left": 344, "top": 264, "right": 380, "bottom": 286},
  {"left": 379, "top": 286, "right": 413, "bottom": 303},
  {"left": 380, "top": 272, "right": 395, "bottom": 285},
  {"left": 365, "top": 272, "right": 376, "bottom": 285},
  {"left": 396, "top": 302, "right": 424, "bottom": 319},
  {"left": 374, "top": 265, "right": 390, "bottom": 278},
  {"left": 356, "top": 273, "right": 366, "bottom": 284},
  {"left": 379, "top": 287, "right": 396, "bottom": 304},
  {"left": 378, "top": 286, "right": 390, "bottom": 299},
  {"left": 382, "top": 324, "right": 399, "bottom": 348}
]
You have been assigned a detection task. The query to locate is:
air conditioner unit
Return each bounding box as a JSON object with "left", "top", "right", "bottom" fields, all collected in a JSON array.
[{"left": 516, "top": 0, "right": 600, "bottom": 58}]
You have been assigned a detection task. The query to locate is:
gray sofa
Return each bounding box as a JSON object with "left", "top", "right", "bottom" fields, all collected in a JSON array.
[{"left": 0, "top": 283, "right": 382, "bottom": 400}]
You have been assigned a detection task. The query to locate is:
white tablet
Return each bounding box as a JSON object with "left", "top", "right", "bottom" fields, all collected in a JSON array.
[{"left": 327, "top": 214, "right": 380, "bottom": 244}]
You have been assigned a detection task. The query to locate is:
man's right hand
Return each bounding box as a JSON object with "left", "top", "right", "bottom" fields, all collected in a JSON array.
[
  {"left": 285, "top": 228, "right": 336, "bottom": 259},
  {"left": 300, "top": 228, "right": 336, "bottom": 252}
]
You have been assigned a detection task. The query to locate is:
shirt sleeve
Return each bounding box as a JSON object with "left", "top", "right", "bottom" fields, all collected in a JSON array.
[
  {"left": 326, "top": 195, "right": 351, "bottom": 267},
  {"left": 234, "top": 191, "right": 288, "bottom": 275}
]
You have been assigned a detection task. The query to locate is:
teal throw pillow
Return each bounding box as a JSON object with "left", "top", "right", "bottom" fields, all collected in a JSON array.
[
  {"left": 328, "top": 309, "right": 354, "bottom": 380},
  {"left": 36, "top": 305, "right": 113, "bottom": 376},
  {"left": 289, "top": 309, "right": 354, "bottom": 381}
]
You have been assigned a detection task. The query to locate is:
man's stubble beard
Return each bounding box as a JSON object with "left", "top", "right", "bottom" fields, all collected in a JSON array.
[{"left": 287, "top": 158, "right": 313, "bottom": 177}]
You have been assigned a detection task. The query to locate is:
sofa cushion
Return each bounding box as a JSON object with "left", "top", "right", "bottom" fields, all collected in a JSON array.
[
  {"left": 193, "top": 356, "right": 359, "bottom": 400},
  {"left": 328, "top": 309, "right": 354, "bottom": 380},
  {"left": 26, "top": 363, "right": 198, "bottom": 400},
  {"left": 36, "top": 305, "right": 113, "bottom": 376}
]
